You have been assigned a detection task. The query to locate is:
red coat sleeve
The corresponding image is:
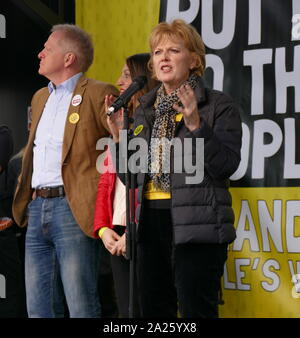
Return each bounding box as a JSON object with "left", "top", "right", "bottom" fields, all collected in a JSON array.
[{"left": 93, "top": 154, "right": 116, "bottom": 238}]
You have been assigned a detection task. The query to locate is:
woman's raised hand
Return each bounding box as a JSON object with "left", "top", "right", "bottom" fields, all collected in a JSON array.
[{"left": 173, "top": 84, "right": 200, "bottom": 132}]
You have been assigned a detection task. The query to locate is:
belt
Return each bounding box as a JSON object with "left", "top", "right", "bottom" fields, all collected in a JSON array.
[{"left": 35, "top": 186, "right": 65, "bottom": 198}]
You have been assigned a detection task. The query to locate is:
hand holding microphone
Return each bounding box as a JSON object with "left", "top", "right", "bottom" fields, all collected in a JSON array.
[
  {"left": 106, "top": 95, "right": 125, "bottom": 142},
  {"left": 106, "top": 75, "right": 147, "bottom": 142},
  {"left": 106, "top": 75, "right": 147, "bottom": 116}
]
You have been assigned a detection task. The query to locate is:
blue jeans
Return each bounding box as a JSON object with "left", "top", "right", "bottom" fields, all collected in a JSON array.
[{"left": 25, "top": 197, "right": 101, "bottom": 318}]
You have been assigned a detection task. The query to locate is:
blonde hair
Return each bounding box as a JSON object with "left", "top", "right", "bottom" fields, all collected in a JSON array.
[
  {"left": 51, "top": 24, "right": 94, "bottom": 73},
  {"left": 149, "top": 19, "right": 206, "bottom": 77}
]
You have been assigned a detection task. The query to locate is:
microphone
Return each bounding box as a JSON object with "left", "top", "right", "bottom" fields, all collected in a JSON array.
[{"left": 107, "top": 75, "right": 147, "bottom": 116}]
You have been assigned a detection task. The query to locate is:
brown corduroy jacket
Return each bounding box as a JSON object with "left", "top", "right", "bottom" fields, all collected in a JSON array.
[{"left": 13, "top": 75, "right": 118, "bottom": 238}]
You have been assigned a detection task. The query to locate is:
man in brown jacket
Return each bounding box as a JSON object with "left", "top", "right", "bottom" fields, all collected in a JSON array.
[{"left": 13, "top": 24, "right": 118, "bottom": 318}]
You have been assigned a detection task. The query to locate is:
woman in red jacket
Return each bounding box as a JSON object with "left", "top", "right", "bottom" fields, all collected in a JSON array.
[{"left": 93, "top": 53, "right": 159, "bottom": 317}]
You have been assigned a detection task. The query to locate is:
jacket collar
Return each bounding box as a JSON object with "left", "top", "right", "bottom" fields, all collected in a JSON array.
[
  {"left": 29, "top": 75, "right": 89, "bottom": 165},
  {"left": 61, "top": 75, "right": 88, "bottom": 163},
  {"left": 75, "top": 74, "right": 88, "bottom": 89},
  {"left": 139, "top": 84, "right": 160, "bottom": 109},
  {"left": 194, "top": 76, "right": 207, "bottom": 104},
  {"left": 48, "top": 72, "right": 83, "bottom": 94}
]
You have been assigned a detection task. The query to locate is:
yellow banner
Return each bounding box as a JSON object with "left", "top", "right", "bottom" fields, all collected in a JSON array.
[
  {"left": 76, "top": 1, "right": 300, "bottom": 318},
  {"left": 75, "top": 0, "right": 160, "bottom": 84},
  {"left": 220, "top": 187, "right": 300, "bottom": 318}
]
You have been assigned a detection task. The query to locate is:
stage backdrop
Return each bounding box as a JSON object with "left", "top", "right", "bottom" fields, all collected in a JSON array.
[
  {"left": 76, "top": 0, "right": 300, "bottom": 318},
  {"left": 75, "top": 0, "right": 160, "bottom": 84}
]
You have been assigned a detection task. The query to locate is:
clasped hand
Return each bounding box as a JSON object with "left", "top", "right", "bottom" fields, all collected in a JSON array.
[{"left": 101, "top": 228, "right": 126, "bottom": 256}]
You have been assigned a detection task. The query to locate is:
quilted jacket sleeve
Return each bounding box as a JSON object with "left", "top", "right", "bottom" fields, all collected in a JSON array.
[{"left": 191, "top": 93, "right": 242, "bottom": 180}]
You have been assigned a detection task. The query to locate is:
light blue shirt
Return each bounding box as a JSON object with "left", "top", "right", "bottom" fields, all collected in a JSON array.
[{"left": 32, "top": 72, "right": 82, "bottom": 189}]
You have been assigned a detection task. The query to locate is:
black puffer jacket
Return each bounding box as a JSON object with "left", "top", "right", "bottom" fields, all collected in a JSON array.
[{"left": 117, "top": 76, "right": 242, "bottom": 245}]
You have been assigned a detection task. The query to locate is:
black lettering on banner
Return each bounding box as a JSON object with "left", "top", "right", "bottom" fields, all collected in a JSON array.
[{"left": 160, "top": 0, "right": 300, "bottom": 187}]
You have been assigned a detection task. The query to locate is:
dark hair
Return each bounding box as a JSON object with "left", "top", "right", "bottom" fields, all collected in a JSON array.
[{"left": 126, "top": 53, "right": 160, "bottom": 104}]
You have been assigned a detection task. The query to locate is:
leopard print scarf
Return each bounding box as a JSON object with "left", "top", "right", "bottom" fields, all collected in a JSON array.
[{"left": 148, "top": 74, "right": 198, "bottom": 192}]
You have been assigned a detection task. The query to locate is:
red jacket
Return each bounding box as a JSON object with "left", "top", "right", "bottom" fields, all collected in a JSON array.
[
  {"left": 93, "top": 153, "right": 116, "bottom": 238},
  {"left": 93, "top": 153, "right": 137, "bottom": 238}
]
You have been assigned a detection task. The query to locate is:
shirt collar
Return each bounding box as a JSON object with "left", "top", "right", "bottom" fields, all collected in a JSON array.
[{"left": 48, "top": 72, "right": 83, "bottom": 94}]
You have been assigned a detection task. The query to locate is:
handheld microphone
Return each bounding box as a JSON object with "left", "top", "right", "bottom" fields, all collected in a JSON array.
[{"left": 107, "top": 75, "right": 147, "bottom": 116}]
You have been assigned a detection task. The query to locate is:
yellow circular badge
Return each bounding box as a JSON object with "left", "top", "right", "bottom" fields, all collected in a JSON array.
[
  {"left": 134, "top": 125, "right": 143, "bottom": 136},
  {"left": 69, "top": 113, "right": 80, "bottom": 124}
]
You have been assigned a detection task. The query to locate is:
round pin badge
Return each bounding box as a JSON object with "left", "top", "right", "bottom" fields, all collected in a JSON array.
[
  {"left": 72, "top": 94, "right": 82, "bottom": 107},
  {"left": 69, "top": 113, "right": 80, "bottom": 124},
  {"left": 134, "top": 125, "right": 144, "bottom": 136}
]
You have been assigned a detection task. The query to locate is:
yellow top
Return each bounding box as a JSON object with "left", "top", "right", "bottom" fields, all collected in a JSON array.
[
  {"left": 144, "top": 113, "right": 183, "bottom": 200},
  {"left": 144, "top": 180, "right": 171, "bottom": 200}
]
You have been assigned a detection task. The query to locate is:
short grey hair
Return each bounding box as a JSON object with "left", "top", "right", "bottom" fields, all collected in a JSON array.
[{"left": 51, "top": 24, "right": 94, "bottom": 73}]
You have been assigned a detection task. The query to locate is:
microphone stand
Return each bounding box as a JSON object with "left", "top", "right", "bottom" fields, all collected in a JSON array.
[{"left": 123, "top": 104, "right": 137, "bottom": 318}]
